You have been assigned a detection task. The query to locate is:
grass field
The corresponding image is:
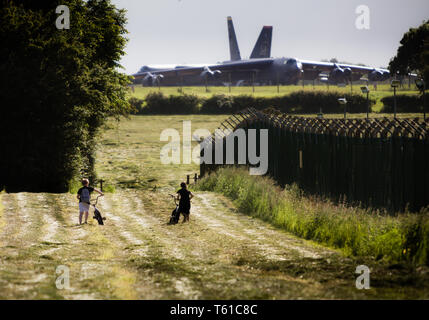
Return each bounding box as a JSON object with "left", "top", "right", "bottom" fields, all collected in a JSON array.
[
  {"left": 197, "top": 167, "right": 429, "bottom": 265},
  {"left": 129, "top": 84, "right": 422, "bottom": 112},
  {"left": 1, "top": 115, "right": 429, "bottom": 299},
  {"left": 95, "top": 115, "right": 227, "bottom": 190}
]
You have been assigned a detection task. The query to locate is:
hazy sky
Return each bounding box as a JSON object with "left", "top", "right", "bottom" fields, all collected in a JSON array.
[{"left": 112, "top": 0, "right": 429, "bottom": 74}]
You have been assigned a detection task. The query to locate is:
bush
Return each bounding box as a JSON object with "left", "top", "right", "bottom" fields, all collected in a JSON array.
[
  {"left": 200, "top": 94, "right": 234, "bottom": 114},
  {"left": 402, "top": 213, "right": 429, "bottom": 265},
  {"left": 168, "top": 93, "right": 201, "bottom": 114},
  {"left": 137, "top": 91, "right": 375, "bottom": 115},
  {"left": 141, "top": 92, "right": 201, "bottom": 114},
  {"left": 230, "top": 95, "right": 263, "bottom": 112},
  {"left": 0, "top": 1, "right": 131, "bottom": 193},
  {"left": 380, "top": 94, "right": 427, "bottom": 113},
  {"left": 129, "top": 97, "right": 144, "bottom": 114},
  {"left": 283, "top": 91, "right": 372, "bottom": 114},
  {"left": 197, "top": 167, "right": 429, "bottom": 265}
]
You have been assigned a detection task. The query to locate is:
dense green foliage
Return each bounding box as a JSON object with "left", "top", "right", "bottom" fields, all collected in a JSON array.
[
  {"left": 389, "top": 20, "right": 429, "bottom": 85},
  {"left": 380, "top": 93, "right": 428, "bottom": 113},
  {"left": 143, "top": 92, "right": 201, "bottom": 114},
  {"left": 197, "top": 167, "right": 429, "bottom": 265},
  {"left": 130, "top": 91, "right": 374, "bottom": 115},
  {"left": 0, "top": 0, "right": 132, "bottom": 192}
]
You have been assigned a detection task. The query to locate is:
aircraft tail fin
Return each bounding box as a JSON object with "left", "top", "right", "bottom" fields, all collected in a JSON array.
[
  {"left": 227, "top": 16, "right": 241, "bottom": 61},
  {"left": 250, "top": 26, "right": 272, "bottom": 59}
]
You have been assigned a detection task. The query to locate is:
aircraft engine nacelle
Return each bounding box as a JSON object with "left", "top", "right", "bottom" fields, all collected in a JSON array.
[
  {"left": 143, "top": 73, "right": 164, "bottom": 86},
  {"left": 368, "top": 69, "right": 384, "bottom": 82},
  {"left": 329, "top": 66, "right": 345, "bottom": 83},
  {"left": 142, "top": 73, "right": 153, "bottom": 85},
  {"left": 328, "top": 65, "right": 352, "bottom": 84},
  {"left": 381, "top": 70, "right": 390, "bottom": 81},
  {"left": 343, "top": 67, "right": 352, "bottom": 77},
  {"left": 200, "top": 67, "right": 222, "bottom": 79}
]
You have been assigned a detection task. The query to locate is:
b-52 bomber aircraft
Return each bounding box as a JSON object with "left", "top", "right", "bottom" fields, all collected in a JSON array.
[{"left": 133, "top": 17, "right": 390, "bottom": 87}]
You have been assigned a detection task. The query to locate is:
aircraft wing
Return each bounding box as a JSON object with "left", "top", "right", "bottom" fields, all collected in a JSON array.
[
  {"left": 299, "top": 59, "right": 389, "bottom": 74},
  {"left": 133, "top": 58, "right": 275, "bottom": 79}
]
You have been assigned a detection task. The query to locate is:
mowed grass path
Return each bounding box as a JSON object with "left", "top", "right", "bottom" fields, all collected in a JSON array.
[{"left": 1, "top": 115, "right": 428, "bottom": 299}]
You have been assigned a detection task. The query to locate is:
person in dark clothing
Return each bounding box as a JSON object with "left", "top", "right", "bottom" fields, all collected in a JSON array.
[
  {"left": 176, "top": 182, "right": 194, "bottom": 222},
  {"left": 77, "top": 178, "right": 103, "bottom": 225}
]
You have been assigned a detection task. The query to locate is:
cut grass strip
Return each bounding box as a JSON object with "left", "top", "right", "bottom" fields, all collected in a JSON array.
[{"left": 196, "top": 167, "right": 429, "bottom": 265}]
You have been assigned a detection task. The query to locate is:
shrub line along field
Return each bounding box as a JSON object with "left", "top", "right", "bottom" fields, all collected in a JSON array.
[
  {"left": 129, "top": 84, "right": 424, "bottom": 114},
  {"left": 1, "top": 115, "right": 429, "bottom": 299}
]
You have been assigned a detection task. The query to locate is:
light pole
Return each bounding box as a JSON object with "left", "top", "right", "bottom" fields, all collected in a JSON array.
[
  {"left": 157, "top": 74, "right": 164, "bottom": 91},
  {"left": 338, "top": 97, "right": 347, "bottom": 119},
  {"left": 229, "top": 73, "right": 232, "bottom": 93},
  {"left": 361, "top": 86, "right": 370, "bottom": 119},
  {"left": 415, "top": 79, "right": 426, "bottom": 120},
  {"left": 391, "top": 79, "right": 401, "bottom": 119},
  {"left": 317, "top": 107, "right": 323, "bottom": 118}
]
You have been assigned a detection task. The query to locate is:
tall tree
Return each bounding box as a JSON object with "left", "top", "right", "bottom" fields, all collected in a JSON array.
[
  {"left": 0, "top": 0, "right": 132, "bottom": 192},
  {"left": 389, "top": 20, "right": 429, "bottom": 85}
]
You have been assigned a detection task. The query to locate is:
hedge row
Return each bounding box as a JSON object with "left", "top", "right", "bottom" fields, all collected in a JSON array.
[
  {"left": 129, "top": 93, "right": 200, "bottom": 114},
  {"left": 129, "top": 91, "right": 376, "bottom": 115},
  {"left": 380, "top": 94, "right": 427, "bottom": 113}
]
